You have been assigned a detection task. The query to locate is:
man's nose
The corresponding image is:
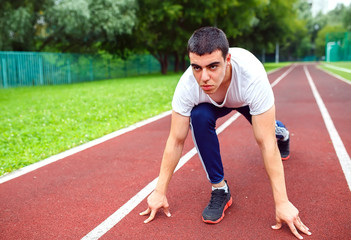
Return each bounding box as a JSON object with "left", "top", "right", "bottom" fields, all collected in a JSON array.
[{"left": 201, "top": 69, "right": 210, "bottom": 82}]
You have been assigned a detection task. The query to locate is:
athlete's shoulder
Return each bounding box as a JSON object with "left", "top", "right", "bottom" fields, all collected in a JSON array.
[
  {"left": 229, "top": 47, "right": 263, "bottom": 69},
  {"left": 229, "top": 47, "right": 257, "bottom": 60}
]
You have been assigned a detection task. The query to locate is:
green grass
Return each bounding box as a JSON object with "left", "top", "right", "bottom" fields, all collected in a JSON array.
[
  {"left": 264, "top": 62, "right": 293, "bottom": 73},
  {"left": 0, "top": 74, "right": 180, "bottom": 176},
  {"left": 0, "top": 63, "right": 286, "bottom": 176},
  {"left": 319, "top": 61, "right": 351, "bottom": 82}
]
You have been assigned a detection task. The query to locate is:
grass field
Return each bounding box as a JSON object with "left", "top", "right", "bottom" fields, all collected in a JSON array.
[
  {"left": 319, "top": 61, "right": 351, "bottom": 81},
  {"left": 0, "top": 63, "right": 292, "bottom": 176},
  {"left": 0, "top": 74, "right": 180, "bottom": 176},
  {"left": 263, "top": 62, "right": 292, "bottom": 73}
]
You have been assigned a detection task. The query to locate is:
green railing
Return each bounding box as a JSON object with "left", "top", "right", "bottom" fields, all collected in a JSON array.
[
  {"left": 325, "top": 32, "right": 351, "bottom": 62},
  {"left": 0, "top": 52, "right": 162, "bottom": 88}
]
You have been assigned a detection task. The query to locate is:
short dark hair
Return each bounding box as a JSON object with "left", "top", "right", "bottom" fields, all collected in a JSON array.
[{"left": 187, "top": 26, "right": 229, "bottom": 59}]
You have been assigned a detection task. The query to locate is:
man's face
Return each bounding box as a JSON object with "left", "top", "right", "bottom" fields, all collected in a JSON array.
[{"left": 189, "top": 50, "right": 230, "bottom": 95}]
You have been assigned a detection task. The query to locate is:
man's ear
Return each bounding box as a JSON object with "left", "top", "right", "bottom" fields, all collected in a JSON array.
[{"left": 226, "top": 53, "right": 231, "bottom": 64}]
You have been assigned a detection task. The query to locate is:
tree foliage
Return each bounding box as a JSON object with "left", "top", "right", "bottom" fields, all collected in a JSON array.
[
  {"left": 1, "top": 0, "right": 351, "bottom": 73},
  {"left": 0, "top": 0, "right": 138, "bottom": 53},
  {"left": 39, "top": 0, "right": 138, "bottom": 52},
  {"left": 133, "top": 0, "right": 299, "bottom": 73},
  {"left": 235, "top": 0, "right": 302, "bottom": 56},
  {"left": 0, "top": 0, "right": 46, "bottom": 51},
  {"left": 312, "top": 3, "right": 351, "bottom": 58}
]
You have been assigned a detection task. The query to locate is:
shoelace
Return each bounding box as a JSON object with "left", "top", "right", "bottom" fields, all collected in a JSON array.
[{"left": 208, "top": 190, "right": 227, "bottom": 209}]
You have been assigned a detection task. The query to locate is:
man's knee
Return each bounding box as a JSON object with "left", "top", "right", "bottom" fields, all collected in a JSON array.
[{"left": 190, "top": 103, "right": 216, "bottom": 128}]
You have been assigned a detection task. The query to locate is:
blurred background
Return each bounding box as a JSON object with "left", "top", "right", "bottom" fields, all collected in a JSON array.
[
  {"left": 1, "top": 0, "right": 350, "bottom": 176},
  {"left": 0, "top": 0, "right": 350, "bottom": 86}
]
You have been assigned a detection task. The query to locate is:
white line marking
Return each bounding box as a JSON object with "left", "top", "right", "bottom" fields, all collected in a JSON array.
[
  {"left": 1, "top": 64, "right": 295, "bottom": 184},
  {"left": 270, "top": 64, "right": 295, "bottom": 88},
  {"left": 0, "top": 111, "right": 172, "bottom": 184},
  {"left": 81, "top": 66, "right": 294, "bottom": 240},
  {"left": 324, "top": 63, "right": 351, "bottom": 73},
  {"left": 318, "top": 65, "right": 351, "bottom": 85},
  {"left": 304, "top": 66, "right": 351, "bottom": 191},
  {"left": 81, "top": 113, "right": 239, "bottom": 240}
]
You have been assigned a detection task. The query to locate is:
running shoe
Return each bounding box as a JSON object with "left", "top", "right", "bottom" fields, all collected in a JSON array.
[
  {"left": 278, "top": 137, "right": 290, "bottom": 160},
  {"left": 202, "top": 183, "right": 232, "bottom": 224}
]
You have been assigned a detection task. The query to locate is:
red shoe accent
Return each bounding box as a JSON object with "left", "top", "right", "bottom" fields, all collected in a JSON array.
[
  {"left": 202, "top": 197, "right": 233, "bottom": 224},
  {"left": 282, "top": 155, "right": 290, "bottom": 161}
]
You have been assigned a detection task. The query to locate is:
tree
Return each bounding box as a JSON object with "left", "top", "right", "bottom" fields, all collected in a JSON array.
[
  {"left": 342, "top": 4, "right": 351, "bottom": 31},
  {"left": 135, "top": 0, "right": 183, "bottom": 74},
  {"left": 279, "top": 0, "right": 313, "bottom": 60},
  {"left": 233, "top": 0, "right": 304, "bottom": 61},
  {"left": 39, "top": 0, "right": 138, "bottom": 53},
  {"left": 135, "top": 0, "right": 270, "bottom": 74},
  {"left": 0, "top": 0, "right": 138, "bottom": 53},
  {"left": 0, "top": 0, "right": 46, "bottom": 51}
]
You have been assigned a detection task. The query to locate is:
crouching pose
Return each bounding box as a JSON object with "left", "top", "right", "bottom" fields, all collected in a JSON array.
[{"left": 140, "top": 26, "right": 311, "bottom": 240}]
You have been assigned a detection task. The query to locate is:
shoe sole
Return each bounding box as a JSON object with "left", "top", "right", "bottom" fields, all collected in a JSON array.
[
  {"left": 202, "top": 197, "right": 233, "bottom": 224},
  {"left": 281, "top": 155, "right": 290, "bottom": 161}
]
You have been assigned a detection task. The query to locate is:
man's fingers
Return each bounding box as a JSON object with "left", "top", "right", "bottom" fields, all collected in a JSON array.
[
  {"left": 272, "top": 216, "right": 311, "bottom": 239},
  {"left": 295, "top": 217, "right": 312, "bottom": 236},
  {"left": 271, "top": 218, "right": 282, "bottom": 230},
  {"left": 143, "top": 209, "right": 157, "bottom": 224},
  {"left": 288, "top": 222, "right": 303, "bottom": 240},
  {"left": 163, "top": 206, "right": 171, "bottom": 217},
  {"left": 271, "top": 222, "right": 282, "bottom": 230},
  {"left": 139, "top": 208, "right": 151, "bottom": 216}
]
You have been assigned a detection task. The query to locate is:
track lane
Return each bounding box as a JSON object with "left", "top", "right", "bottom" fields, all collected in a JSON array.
[
  {"left": 1, "top": 64, "right": 350, "bottom": 240},
  {"left": 0, "top": 116, "right": 193, "bottom": 239},
  {"left": 101, "top": 64, "right": 351, "bottom": 239},
  {"left": 308, "top": 65, "right": 351, "bottom": 159}
]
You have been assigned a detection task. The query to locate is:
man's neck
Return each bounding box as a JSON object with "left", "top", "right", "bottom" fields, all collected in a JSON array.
[{"left": 208, "top": 63, "right": 232, "bottom": 104}]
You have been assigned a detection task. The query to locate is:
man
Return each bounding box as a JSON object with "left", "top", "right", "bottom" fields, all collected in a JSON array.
[{"left": 140, "top": 27, "right": 311, "bottom": 239}]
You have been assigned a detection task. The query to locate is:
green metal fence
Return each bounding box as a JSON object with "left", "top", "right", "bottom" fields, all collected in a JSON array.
[
  {"left": 0, "top": 52, "right": 162, "bottom": 88},
  {"left": 325, "top": 32, "right": 351, "bottom": 62}
]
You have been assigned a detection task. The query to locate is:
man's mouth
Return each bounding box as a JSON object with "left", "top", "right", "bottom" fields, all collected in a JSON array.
[{"left": 202, "top": 85, "right": 213, "bottom": 91}]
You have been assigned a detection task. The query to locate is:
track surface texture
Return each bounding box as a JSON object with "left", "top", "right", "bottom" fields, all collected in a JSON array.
[{"left": 1, "top": 63, "right": 350, "bottom": 240}]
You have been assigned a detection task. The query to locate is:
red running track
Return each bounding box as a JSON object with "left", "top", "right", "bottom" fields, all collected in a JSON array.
[{"left": 0, "top": 63, "right": 350, "bottom": 240}]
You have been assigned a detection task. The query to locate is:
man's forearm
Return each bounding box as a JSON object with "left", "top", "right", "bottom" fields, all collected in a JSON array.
[
  {"left": 262, "top": 144, "right": 289, "bottom": 205},
  {"left": 155, "top": 138, "right": 185, "bottom": 194}
]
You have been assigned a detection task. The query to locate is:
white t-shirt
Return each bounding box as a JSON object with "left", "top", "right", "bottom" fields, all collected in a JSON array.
[{"left": 172, "top": 47, "right": 274, "bottom": 117}]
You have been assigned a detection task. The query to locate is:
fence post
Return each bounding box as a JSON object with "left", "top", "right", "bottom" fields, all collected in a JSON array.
[
  {"left": 1, "top": 58, "right": 8, "bottom": 88},
  {"left": 124, "top": 60, "right": 127, "bottom": 77},
  {"left": 108, "top": 59, "right": 111, "bottom": 79},
  {"left": 39, "top": 55, "right": 44, "bottom": 85},
  {"left": 90, "top": 58, "right": 94, "bottom": 81},
  {"left": 67, "top": 59, "right": 71, "bottom": 83}
]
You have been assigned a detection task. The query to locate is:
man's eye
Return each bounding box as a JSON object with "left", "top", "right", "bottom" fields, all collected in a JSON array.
[
  {"left": 193, "top": 66, "right": 201, "bottom": 71},
  {"left": 210, "top": 65, "right": 218, "bottom": 70}
]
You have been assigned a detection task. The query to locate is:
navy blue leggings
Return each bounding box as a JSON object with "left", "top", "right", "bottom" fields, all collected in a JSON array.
[{"left": 190, "top": 103, "right": 287, "bottom": 184}]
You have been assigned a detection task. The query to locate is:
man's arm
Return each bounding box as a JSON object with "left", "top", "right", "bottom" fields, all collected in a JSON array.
[
  {"left": 252, "top": 105, "right": 311, "bottom": 239},
  {"left": 140, "top": 110, "right": 190, "bottom": 223}
]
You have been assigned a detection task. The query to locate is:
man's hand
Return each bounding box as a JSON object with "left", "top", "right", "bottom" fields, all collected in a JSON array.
[
  {"left": 272, "top": 201, "right": 312, "bottom": 239},
  {"left": 139, "top": 190, "right": 171, "bottom": 223}
]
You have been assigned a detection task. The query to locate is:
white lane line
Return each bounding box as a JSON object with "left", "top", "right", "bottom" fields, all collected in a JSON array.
[
  {"left": 270, "top": 64, "right": 295, "bottom": 88},
  {"left": 82, "top": 112, "right": 241, "bottom": 240},
  {"left": 82, "top": 112, "right": 243, "bottom": 240},
  {"left": 304, "top": 66, "right": 351, "bottom": 191},
  {"left": 1, "top": 64, "right": 295, "bottom": 185},
  {"left": 81, "top": 65, "right": 294, "bottom": 240},
  {"left": 0, "top": 111, "right": 172, "bottom": 184},
  {"left": 324, "top": 64, "right": 351, "bottom": 73},
  {"left": 319, "top": 66, "right": 351, "bottom": 85}
]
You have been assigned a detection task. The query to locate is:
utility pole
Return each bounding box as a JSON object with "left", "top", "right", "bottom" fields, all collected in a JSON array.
[{"left": 275, "top": 42, "right": 279, "bottom": 63}]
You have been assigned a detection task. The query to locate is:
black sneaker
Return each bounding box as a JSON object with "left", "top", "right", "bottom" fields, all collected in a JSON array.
[
  {"left": 278, "top": 138, "right": 290, "bottom": 160},
  {"left": 202, "top": 184, "right": 232, "bottom": 224}
]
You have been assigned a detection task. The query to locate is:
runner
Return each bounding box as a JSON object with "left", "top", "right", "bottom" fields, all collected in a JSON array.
[{"left": 140, "top": 26, "right": 311, "bottom": 239}]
